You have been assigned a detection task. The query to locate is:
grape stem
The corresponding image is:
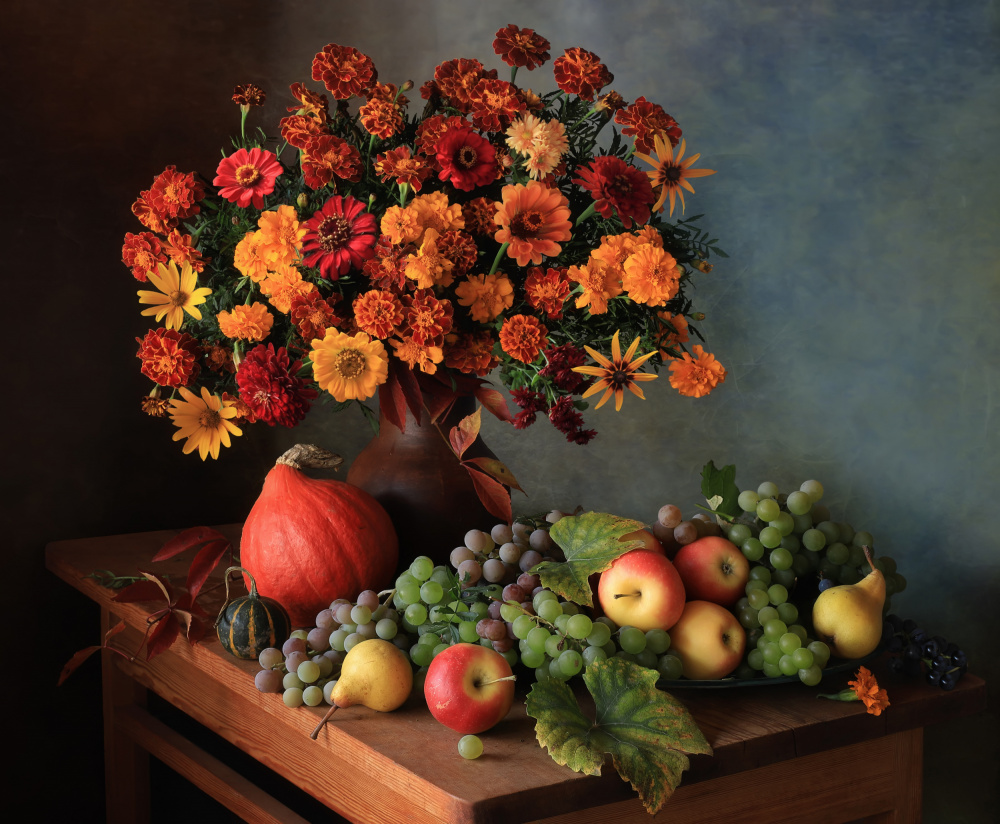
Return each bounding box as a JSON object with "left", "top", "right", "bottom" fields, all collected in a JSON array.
[{"left": 310, "top": 704, "right": 340, "bottom": 740}]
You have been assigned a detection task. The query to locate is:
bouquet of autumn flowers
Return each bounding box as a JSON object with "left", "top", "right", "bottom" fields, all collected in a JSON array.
[{"left": 125, "top": 24, "right": 726, "bottom": 480}]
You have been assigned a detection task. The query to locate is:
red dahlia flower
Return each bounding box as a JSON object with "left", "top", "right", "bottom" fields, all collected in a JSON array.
[
  {"left": 574, "top": 155, "right": 655, "bottom": 229},
  {"left": 236, "top": 344, "right": 317, "bottom": 427},
  {"left": 302, "top": 195, "right": 378, "bottom": 279},
  {"left": 213, "top": 147, "right": 283, "bottom": 209},
  {"left": 435, "top": 125, "right": 497, "bottom": 191}
]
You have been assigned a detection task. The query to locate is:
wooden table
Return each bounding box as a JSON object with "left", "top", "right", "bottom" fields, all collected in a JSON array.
[{"left": 47, "top": 528, "right": 987, "bottom": 824}]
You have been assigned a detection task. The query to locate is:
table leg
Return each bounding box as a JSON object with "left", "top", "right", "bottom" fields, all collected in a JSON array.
[{"left": 101, "top": 608, "right": 151, "bottom": 824}]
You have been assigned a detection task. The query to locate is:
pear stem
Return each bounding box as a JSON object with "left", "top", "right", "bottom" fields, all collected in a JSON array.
[
  {"left": 862, "top": 545, "right": 876, "bottom": 573},
  {"left": 310, "top": 704, "right": 339, "bottom": 740}
]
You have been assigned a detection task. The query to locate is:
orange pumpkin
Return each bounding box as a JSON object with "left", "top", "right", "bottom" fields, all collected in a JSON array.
[{"left": 240, "top": 444, "right": 399, "bottom": 627}]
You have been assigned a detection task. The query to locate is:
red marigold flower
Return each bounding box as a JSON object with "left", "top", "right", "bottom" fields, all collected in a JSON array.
[
  {"left": 213, "top": 148, "right": 283, "bottom": 209},
  {"left": 354, "top": 290, "right": 404, "bottom": 339},
  {"left": 493, "top": 24, "right": 551, "bottom": 70},
  {"left": 433, "top": 57, "right": 497, "bottom": 114},
  {"left": 366, "top": 81, "right": 410, "bottom": 107},
  {"left": 552, "top": 47, "right": 613, "bottom": 101},
  {"left": 462, "top": 197, "right": 499, "bottom": 237},
  {"left": 615, "top": 96, "right": 682, "bottom": 153},
  {"left": 122, "top": 231, "right": 167, "bottom": 282},
  {"left": 302, "top": 194, "right": 378, "bottom": 280},
  {"left": 435, "top": 124, "right": 497, "bottom": 192},
  {"left": 360, "top": 96, "right": 403, "bottom": 140},
  {"left": 135, "top": 327, "right": 201, "bottom": 387},
  {"left": 300, "top": 134, "right": 362, "bottom": 190},
  {"left": 131, "top": 191, "right": 171, "bottom": 234},
  {"left": 595, "top": 91, "right": 627, "bottom": 115},
  {"left": 289, "top": 292, "right": 346, "bottom": 344},
  {"left": 363, "top": 236, "right": 410, "bottom": 292},
  {"left": 236, "top": 343, "right": 317, "bottom": 427},
  {"left": 233, "top": 83, "right": 266, "bottom": 107},
  {"left": 280, "top": 113, "right": 327, "bottom": 150},
  {"left": 415, "top": 114, "right": 465, "bottom": 158},
  {"left": 402, "top": 289, "right": 454, "bottom": 346},
  {"left": 540, "top": 343, "right": 590, "bottom": 393},
  {"left": 574, "top": 155, "right": 655, "bottom": 229},
  {"left": 147, "top": 166, "right": 206, "bottom": 225},
  {"left": 444, "top": 330, "right": 499, "bottom": 376},
  {"left": 499, "top": 314, "right": 549, "bottom": 364},
  {"left": 524, "top": 266, "right": 571, "bottom": 319},
  {"left": 435, "top": 229, "right": 479, "bottom": 275},
  {"left": 469, "top": 77, "right": 525, "bottom": 133},
  {"left": 548, "top": 395, "right": 597, "bottom": 445},
  {"left": 311, "top": 43, "right": 378, "bottom": 100},
  {"left": 375, "top": 146, "right": 432, "bottom": 192},
  {"left": 287, "top": 81, "right": 329, "bottom": 120},
  {"left": 163, "top": 229, "right": 208, "bottom": 274}
]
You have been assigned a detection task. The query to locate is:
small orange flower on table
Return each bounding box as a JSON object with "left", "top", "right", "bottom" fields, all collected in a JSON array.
[{"left": 818, "top": 666, "right": 890, "bottom": 716}]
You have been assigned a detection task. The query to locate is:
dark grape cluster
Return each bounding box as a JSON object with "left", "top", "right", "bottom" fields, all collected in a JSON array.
[{"left": 882, "top": 614, "right": 968, "bottom": 690}]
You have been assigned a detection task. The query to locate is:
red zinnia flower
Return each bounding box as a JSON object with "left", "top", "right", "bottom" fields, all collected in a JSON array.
[
  {"left": 435, "top": 124, "right": 497, "bottom": 192},
  {"left": 236, "top": 343, "right": 317, "bottom": 427},
  {"left": 213, "top": 148, "right": 283, "bottom": 209},
  {"left": 493, "top": 24, "right": 551, "bottom": 70},
  {"left": 311, "top": 43, "right": 378, "bottom": 100},
  {"left": 615, "top": 96, "right": 683, "bottom": 154},
  {"left": 574, "top": 155, "right": 655, "bottom": 229},
  {"left": 135, "top": 327, "right": 201, "bottom": 387},
  {"left": 302, "top": 195, "right": 378, "bottom": 279},
  {"left": 552, "top": 47, "right": 613, "bottom": 101}
]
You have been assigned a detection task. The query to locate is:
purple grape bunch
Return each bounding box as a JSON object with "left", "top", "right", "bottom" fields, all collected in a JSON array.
[{"left": 882, "top": 614, "right": 968, "bottom": 690}]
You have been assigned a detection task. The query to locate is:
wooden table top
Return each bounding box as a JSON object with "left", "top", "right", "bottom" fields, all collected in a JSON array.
[{"left": 47, "top": 527, "right": 988, "bottom": 824}]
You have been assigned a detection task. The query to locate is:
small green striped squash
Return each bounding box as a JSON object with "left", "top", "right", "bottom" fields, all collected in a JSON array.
[{"left": 215, "top": 566, "right": 291, "bottom": 659}]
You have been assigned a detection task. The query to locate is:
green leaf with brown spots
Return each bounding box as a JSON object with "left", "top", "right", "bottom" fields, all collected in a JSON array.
[
  {"left": 525, "top": 658, "right": 712, "bottom": 815},
  {"left": 531, "top": 511, "right": 646, "bottom": 607}
]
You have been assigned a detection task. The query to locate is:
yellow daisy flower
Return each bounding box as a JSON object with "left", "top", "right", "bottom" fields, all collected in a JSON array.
[
  {"left": 167, "top": 386, "right": 242, "bottom": 460},
  {"left": 137, "top": 260, "right": 212, "bottom": 330},
  {"left": 572, "top": 330, "right": 659, "bottom": 411},
  {"left": 310, "top": 329, "right": 389, "bottom": 402}
]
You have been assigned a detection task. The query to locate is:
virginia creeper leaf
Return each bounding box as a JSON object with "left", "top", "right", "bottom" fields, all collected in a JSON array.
[
  {"left": 152, "top": 525, "right": 230, "bottom": 561},
  {"left": 464, "top": 465, "right": 512, "bottom": 524},
  {"left": 463, "top": 456, "right": 524, "bottom": 493},
  {"left": 526, "top": 658, "right": 713, "bottom": 815},
  {"left": 185, "top": 538, "right": 232, "bottom": 599},
  {"left": 532, "top": 512, "right": 646, "bottom": 606},
  {"left": 700, "top": 460, "right": 740, "bottom": 520},
  {"left": 449, "top": 409, "right": 481, "bottom": 459},
  {"left": 474, "top": 385, "right": 514, "bottom": 422}
]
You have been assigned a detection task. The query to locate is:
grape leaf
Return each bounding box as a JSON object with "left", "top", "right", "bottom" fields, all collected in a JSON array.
[
  {"left": 532, "top": 512, "right": 645, "bottom": 606},
  {"left": 526, "top": 658, "right": 712, "bottom": 815},
  {"left": 700, "top": 460, "right": 741, "bottom": 520}
]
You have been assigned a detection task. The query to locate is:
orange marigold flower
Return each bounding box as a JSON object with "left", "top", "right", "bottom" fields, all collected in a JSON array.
[
  {"left": 455, "top": 272, "right": 514, "bottom": 322},
  {"left": 848, "top": 667, "right": 891, "bottom": 716},
  {"left": 655, "top": 311, "right": 690, "bottom": 355},
  {"left": 233, "top": 231, "right": 270, "bottom": 282},
  {"left": 500, "top": 314, "right": 549, "bottom": 364},
  {"left": 390, "top": 335, "right": 444, "bottom": 375},
  {"left": 402, "top": 289, "right": 454, "bottom": 346},
  {"left": 287, "top": 81, "right": 329, "bottom": 120},
  {"left": 301, "top": 133, "right": 363, "bottom": 190},
  {"left": 524, "top": 266, "right": 571, "bottom": 319},
  {"left": 136, "top": 327, "right": 201, "bottom": 387},
  {"left": 568, "top": 258, "right": 623, "bottom": 315},
  {"left": 404, "top": 228, "right": 455, "bottom": 289},
  {"left": 260, "top": 264, "right": 317, "bottom": 314},
  {"left": 433, "top": 57, "right": 497, "bottom": 114},
  {"left": 409, "top": 191, "right": 466, "bottom": 238},
  {"left": 214, "top": 148, "right": 283, "bottom": 209},
  {"left": 354, "top": 289, "right": 404, "bottom": 340},
  {"left": 131, "top": 190, "right": 172, "bottom": 234},
  {"left": 493, "top": 24, "right": 551, "bottom": 70},
  {"left": 366, "top": 81, "right": 410, "bottom": 107},
  {"left": 217, "top": 302, "right": 275, "bottom": 342},
  {"left": 360, "top": 96, "right": 404, "bottom": 140},
  {"left": 311, "top": 43, "right": 378, "bottom": 100},
  {"left": 622, "top": 244, "right": 681, "bottom": 307},
  {"left": 141, "top": 394, "right": 171, "bottom": 417},
  {"left": 257, "top": 204, "right": 306, "bottom": 269},
  {"left": 289, "top": 292, "right": 346, "bottom": 343},
  {"left": 163, "top": 229, "right": 207, "bottom": 273},
  {"left": 122, "top": 231, "right": 167, "bottom": 282},
  {"left": 635, "top": 135, "right": 716, "bottom": 216},
  {"left": 552, "top": 47, "right": 613, "bottom": 101},
  {"left": 592, "top": 232, "right": 639, "bottom": 270},
  {"left": 469, "top": 77, "right": 525, "bottom": 132},
  {"left": 668, "top": 344, "right": 726, "bottom": 398},
  {"left": 280, "top": 113, "right": 327, "bottom": 150},
  {"left": 615, "top": 96, "right": 682, "bottom": 154},
  {"left": 232, "top": 83, "right": 266, "bottom": 107},
  {"left": 147, "top": 165, "right": 206, "bottom": 224},
  {"left": 494, "top": 180, "right": 572, "bottom": 267},
  {"left": 461, "top": 197, "right": 499, "bottom": 237},
  {"left": 380, "top": 204, "right": 422, "bottom": 246},
  {"left": 375, "top": 147, "right": 432, "bottom": 193},
  {"left": 444, "top": 330, "right": 500, "bottom": 376}
]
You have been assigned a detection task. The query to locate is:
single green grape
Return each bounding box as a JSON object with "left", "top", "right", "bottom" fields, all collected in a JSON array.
[
  {"left": 458, "top": 734, "right": 484, "bottom": 759},
  {"left": 618, "top": 626, "right": 647, "bottom": 654},
  {"left": 302, "top": 685, "right": 324, "bottom": 707},
  {"left": 760, "top": 642, "right": 782, "bottom": 665},
  {"left": 297, "top": 660, "right": 321, "bottom": 684},
  {"left": 747, "top": 588, "right": 770, "bottom": 610},
  {"left": 553, "top": 613, "right": 571, "bottom": 633},
  {"left": 544, "top": 634, "right": 564, "bottom": 659},
  {"left": 738, "top": 489, "right": 760, "bottom": 512},
  {"left": 772, "top": 511, "right": 795, "bottom": 537},
  {"left": 527, "top": 626, "right": 551, "bottom": 653},
  {"left": 656, "top": 653, "right": 684, "bottom": 680},
  {"left": 749, "top": 565, "right": 772, "bottom": 584},
  {"left": 763, "top": 619, "right": 788, "bottom": 640},
  {"left": 778, "top": 632, "right": 801, "bottom": 654},
  {"left": 807, "top": 640, "right": 831, "bottom": 668},
  {"left": 776, "top": 602, "right": 798, "bottom": 624},
  {"left": 558, "top": 649, "right": 583, "bottom": 677},
  {"left": 282, "top": 671, "right": 305, "bottom": 690},
  {"left": 351, "top": 604, "right": 372, "bottom": 625},
  {"left": 790, "top": 647, "right": 814, "bottom": 669},
  {"left": 512, "top": 614, "right": 537, "bottom": 640},
  {"left": 769, "top": 547, "right": 793, "bottom": 570},
  {"left": 585, "top": 621, "right": 612, "bottom": 648},
  {"left": 520, "top": 646, "right": 545, "bottom": 668},
  {"left": 741, "top": 538, "right": 765, "bottom": 562},
  {"left": 420, "top": 581, "right": 444, "bottom": 605},
  {"left": 375, "top": 618, "right": 397, "bottom": 640},
  {"left": 757, "top": 605, "right": 779, "bottom": 625},
  {"left": 536, "top": 598, "right": 563, "bottom": 623},
  {"left": 409, "top": 643, "right": 433, "bottom": 667},
  {"left": 404, "top": 603, "right": 428, "bottom": 626},
  {"left": 767, "top": 584, "right": 788, "bottom": 605},
  {"left": 566, "top": 613, "right": 594, "bottom": 640},
  {"left": 778, "top": 654, "right": 799, "bottom": 676},
  {"left": 802, "top": 528, "right": 826, "bottom": 552},
  {"left": 500, "top": 602, "right": 522, "bottom": 623},
  {"left": 798, "top": 664, "right": 823, "bottom": 686},
  {"left": 800, "top": 479, "right": 824, "bottom": 502},
  {"left": 785, "top": 490, "right": 812, "bottom": 515},
  {"left": 727, "top": 523, "right": 753, "bottom": 547},
  {"left": 282, "top": 687, "right": 304, "bottom": 708},
  {"left": 756, "top": 498, "right": 781, "bottom": 522},
  {"left": 397, "top": 582, "right": 421, "bottom": 605},
  {"left": 644, "top": 628, "right": 671, "bottom": 655},
  {"left": 582, "top": 645, "right": 608, "bottom": 666},
  {"left": 634, "top": 649, "right": 657, "bottom": 669},
  {"left": 747, "top": 648, "right": 765, "bottom": 670},
  {"left": 409, "top": 556, "right": 434, "bottom": 582}
]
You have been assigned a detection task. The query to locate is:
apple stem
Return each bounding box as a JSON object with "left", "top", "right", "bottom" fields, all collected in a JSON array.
[
  {"left": 476, "top": 674, "right": 518, "bottom": 687},
  {"left": 309, "top": 704, "right": 339, "bottom": 740},
  {"left": 613, "top": 592, "right": 640, "bottom": 599}
]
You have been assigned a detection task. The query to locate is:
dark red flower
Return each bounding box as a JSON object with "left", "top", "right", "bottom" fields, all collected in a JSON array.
[
  {"left": 311, "top": 43, "right": 377, "bottom": 100},
  {"left": 548, "top": 395, "right": 596, "bottom": 445},
  {"left": 552, "top": 48, "right": 613, "bottom": 101},
  {"left": 511, "top": 388, "right": 548, "bottom": 430},
  {"left": 435, "top": 124, "right": 497, "bottom": 192},
  {"left": 615, "top": 96, "right": 683, "bottom": 153},
  {"left": 302, "top": 194, "right": 378, "bottom": 279},
  {"left": 540, "top": 343, "right": 591, "bottom": 394},
  {"left": 574, "top": 155, "right": 655, "bottom": 229},
  {"left": 493, "top": 24, "right": 551, "bottom": 70},
  {"left": 236, "top": 344, "right": 317, "bottom": 427},
  {"left": 136, "top": 328, "right": 200, "bottom": 387}
]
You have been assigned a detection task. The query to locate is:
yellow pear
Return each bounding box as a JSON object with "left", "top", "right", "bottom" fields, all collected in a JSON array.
[
  {"left": 811, "top": 546, "right": 885, "bottom": 659},
  {"left": 310, "top": 639, "right": 413, "bottom": 739}
]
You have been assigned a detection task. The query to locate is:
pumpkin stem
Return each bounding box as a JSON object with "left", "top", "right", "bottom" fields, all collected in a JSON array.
[
  {"left": 310, "top": 704, "right": 340, "bottom": 740},
  {"left": 276, "top": 444, "right": 344, "bottom": 472}
]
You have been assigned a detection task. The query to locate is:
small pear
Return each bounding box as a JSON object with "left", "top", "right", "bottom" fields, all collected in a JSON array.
[
  {"left": 811, "top": 546, "right": 885, "bottom": 659},
  {"left": 310, "top": 639, "right": 413, "bottom": 739}
]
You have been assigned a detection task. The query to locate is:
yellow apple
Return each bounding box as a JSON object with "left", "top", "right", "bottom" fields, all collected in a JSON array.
[{"left": 669, "top": 600, "right": 746, "bottom": 680}]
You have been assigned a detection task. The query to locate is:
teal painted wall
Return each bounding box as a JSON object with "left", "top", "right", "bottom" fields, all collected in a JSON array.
[{"left": 10, "top": 0, "right": 996, "bottom": 820}]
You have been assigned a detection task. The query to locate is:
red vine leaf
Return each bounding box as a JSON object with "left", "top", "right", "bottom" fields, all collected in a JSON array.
[
  {"left": 463, "top": 456, "right": 524, "bottom": 493},
  {"left": 113, "top": 577, "right": 172, "bottom": 605},
  {"left": 146, "top": 613, "right": 181, "bottom": 659},
  {"left": 152, "top": 525, "right": 230, "bottom": 561},
  {"left": 474, "top": 385, "right": 514, "bottom": 422},
  {"left": 58, "top": 620, "right": 127, "bottom": 686},
  {"left": 450, "top": 409, "right": 482, "bottom": 459},
  {"left": 185, "top": 538, "right": 231, "bottom": 599},
  {"left": 465, "top": 464, "right": 512, "bottom": 523},
  {"left": 378, "top": 371, "right": 408, "bottom": 432}
]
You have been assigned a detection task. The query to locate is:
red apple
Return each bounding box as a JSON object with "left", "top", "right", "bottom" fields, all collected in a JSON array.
[
  {"left": 597, "top": 549, "right": 686, "bottom": 632},
  {"left": 669, "top": 600, "right": 746, "bottom": 680},
  {"left": 423, "top": 643, "right": 515, "bottom": 734},
  {"left": 671, "top": 535, "right": 749, "bottom": 607},
  {"left": 590, "top": 529, "right": 663, "bottom": 616}
]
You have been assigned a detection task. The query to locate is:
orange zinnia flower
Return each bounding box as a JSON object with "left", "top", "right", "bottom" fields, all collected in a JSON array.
[
  {"left": 499, "top": 314, "right": 549, "bottom": 364},
  {"left": 494, "top": 180, "right": 572, "bottom": 267},
  {"left": 572, "top": 330, "right": 658, "bottom": 411},
  {"left": 667, "top": 344, "right": 726, "bottom": 398},
  {"left": 635, "top": 135, "right": 716, "bottom": 216},
  {"left": 848, "top": 667, "right": 891, "bottom": 716}
]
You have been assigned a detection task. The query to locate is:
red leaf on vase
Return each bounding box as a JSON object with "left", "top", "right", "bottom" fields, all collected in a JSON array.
[
  {"left": 378, "top": 370, "right": 408, "bottom": 432},
  {"left": 474, "top": 385, "right": 514, "bottom": 422},
  {"left": 463, "top": 455, "right": 524, "bottom": 493},
  {"left": 464, "top": 463, "right": 512, "bottom": 523},
  {"left": 450, "top": 409, "right": 482, "bottom": 459}
]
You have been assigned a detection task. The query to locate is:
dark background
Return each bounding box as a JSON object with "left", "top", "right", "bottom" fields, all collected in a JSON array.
[{"left": 6, "top": 1, "right": 997, "bottom": 821}]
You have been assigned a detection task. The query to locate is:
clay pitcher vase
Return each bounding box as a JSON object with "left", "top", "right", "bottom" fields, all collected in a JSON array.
[{"left": 345, "top": 396, "right": 501, "bottom": 568}]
